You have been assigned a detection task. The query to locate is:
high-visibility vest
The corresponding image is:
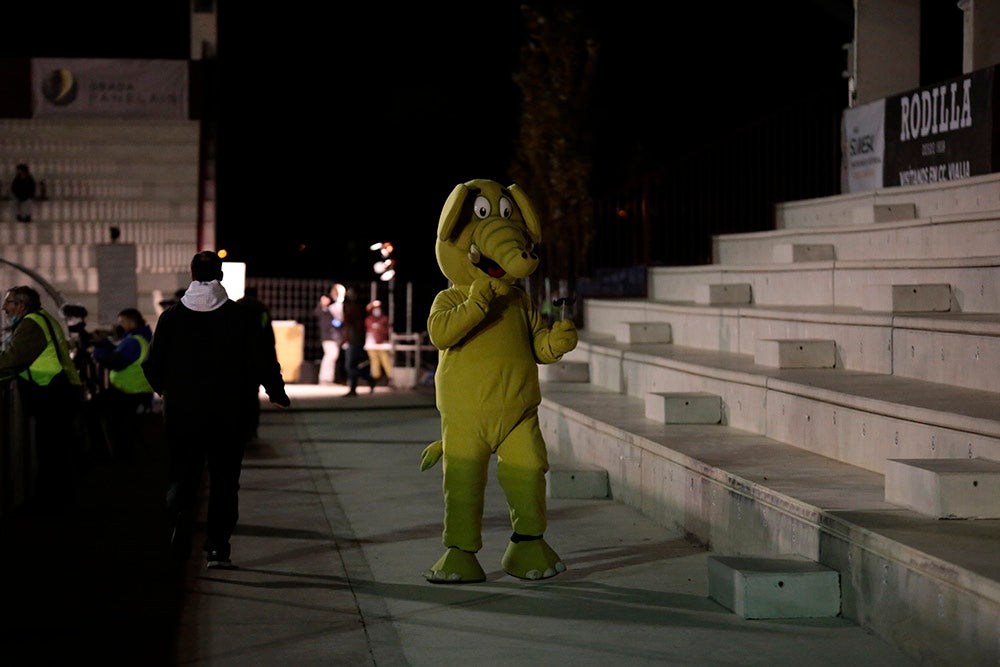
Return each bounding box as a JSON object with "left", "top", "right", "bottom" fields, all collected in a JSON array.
[
  {"left": 109, "top": 334, "right": 153, "bottom": 394},
  {"left": 18, "top": 310, "right": 82, "bottom": 387}
]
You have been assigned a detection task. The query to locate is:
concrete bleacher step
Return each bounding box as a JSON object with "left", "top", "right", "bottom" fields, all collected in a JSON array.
[
  {"left": 615, "top": 321, "right": 671, "bottom": 343},
  {"left": 0, "top": 118, "right": 200, "bottom": 142},
  {"left": 774, "top": 172, "right": 1000, "bottom": 230},
  {"left": 538, "top": 361, "right": 590, "bottom": 383},
  {"left": 714, "top": 210, "right": 1000, "bottom": 265},
  {"left": 772, "top": 243, "right": 835, "bottom": 263},
  {"left": 648, "top": 259, "right": 1000, "bottom": 311},
  {"left": 546, "top": 464, "right": 609, "bottom": 499},
  {"left": 580, "top": 298, "right": 1000, "bottom": 393},
  {"left": 753, "top": 338, "right": 836, "bottom": 368},
  {"left": 862, "top": 283, "right": 952, "bottom": 312},
  {"left": 0, "top": 199, "right": 194, "bottom": 224},
  {"left": 855, "top": 202, "right": 917, "bottom": 223},
  {"left": 707, "top": 555, "right": 841, "bottom": 619},
  {"left": 0, "top": 241, "right": 194, "bottom": 274},
  {"left": 537, "top": 383, "right": 1000, "bottom": 662},
  {"left": 0, "top": 220, "right": 199, "bottom": 245},
  {"left": 41, "top": 178, "right": 199, "bottom": 201},
  {"left": 884, "top": 457, "right": 1000, "bottom": 518},
  {"left": 644, "top": 391, "right": 721, "bottom": 424},
  {"left": 563, "top": 333, "right": 1000, "bottom": 472},
  {"left": 695, "top": 283, "right": 751, "bottom": 305}
]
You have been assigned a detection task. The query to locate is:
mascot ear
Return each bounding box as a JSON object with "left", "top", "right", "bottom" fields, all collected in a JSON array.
[
  {"left": 438, "top": 183, "right": 473, "bottom": 242},
  {"left": 509, "top": 184, "right": 542, "bottom": 244}
]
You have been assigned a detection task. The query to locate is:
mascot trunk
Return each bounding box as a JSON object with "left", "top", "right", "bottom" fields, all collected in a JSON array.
[{"left": 421, "top": 179, "right": 578, "bottom": 583}]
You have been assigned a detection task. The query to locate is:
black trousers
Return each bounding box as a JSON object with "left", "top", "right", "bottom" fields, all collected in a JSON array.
[
  {"left": 345, "top": 342, "right": 373, "bottom": 391},
  {"left": 165, "top": 419, "right": 247, "bottom": 557},
  {"left": 99, "top": 387, "right": 153, "bottom": 460},
  {"left": 20, "top": 376, "right": 84, "bottom": 509}
]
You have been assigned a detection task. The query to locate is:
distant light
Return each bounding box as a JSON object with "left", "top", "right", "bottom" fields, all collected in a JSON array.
[
  {"left": 218, "top": 248, "right": 228, "bottom": 258},
  {"left": 221, "top": 261, "right": 246, "bottom": 300},
  {"left": 616, "top": 208, "right": 628, "bottom": 218},
  {"left": 370, "top": 241, "right": 393, "bottom": 257},
  {"left": 380, "top": 269, "right": 395, "bottom": 282},
  {"left": 374, "top": 258, "right": 395, "bottom": 274}
]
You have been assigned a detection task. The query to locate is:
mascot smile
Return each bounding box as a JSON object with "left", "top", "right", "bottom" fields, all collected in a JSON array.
[{"left": 421, "top": 179, "right": 578, "bottom": 583}]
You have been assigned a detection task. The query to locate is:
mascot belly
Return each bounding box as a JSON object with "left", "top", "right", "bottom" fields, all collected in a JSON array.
[{"left": 421, "top": 179, "right": 578, "bottom": 583}]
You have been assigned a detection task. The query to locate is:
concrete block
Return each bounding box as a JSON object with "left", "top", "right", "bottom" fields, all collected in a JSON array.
[
  {"left": 874, "top": 203, "right": 917, "bottom": 222},
  {"left": 694, "top": 283, "right": 752, "bottom": 305},
  {"left": 754, "top": 338, "right": 836, "bottom": 368},
  {"left": 851, "top": 203, "right": 917, "bottom": 223},
  {"left": 862, "top": 284, "right": 951, "bottom": 312},
  {"left": 772, "top": 243, "right": 835, "bottom": 263},
  {"left": 615, "top": 321, "right": 672, "bottom": 344},
  {"left": 885, "top": 458, "right": 1000, "bottom": 518},
  {"left": 391, "top": 366, "right": 419, "bottom": 390},
  {"left": 539, "top": 361, "right": 590, "bottom": 383},
  {"left": 645, "top": 392, "right": 721, "bottom": 424},
  {"left": 546, "top": 465, "right": 609, "bottom": 499},
  {"left": 707, "top": 555, "right": 841, "bottom": 619}
]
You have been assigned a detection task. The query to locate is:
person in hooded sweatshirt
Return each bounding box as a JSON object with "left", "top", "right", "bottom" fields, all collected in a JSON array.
[
  {"left": 92, "top": 307, "right": 155, "bottom": 462},
  {"left": 143, "top": 251, "right": 291, "bottom": 569}
]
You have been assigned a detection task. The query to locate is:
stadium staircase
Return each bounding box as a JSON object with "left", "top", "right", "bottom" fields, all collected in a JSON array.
[
  {"left": 538, "top": 172, "right": 1000, "bottom": 664},
  {"left": 0, "top": 118, "right": 200, "bottom": 326}
]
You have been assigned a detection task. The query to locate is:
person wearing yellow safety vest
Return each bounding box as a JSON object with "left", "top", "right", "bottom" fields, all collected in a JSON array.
[
  {"left": 93, "top": 307, "right": 154, "bottom": 462},
  {"left": 0, "top": 285, "right": 84, "bottom": 512}
]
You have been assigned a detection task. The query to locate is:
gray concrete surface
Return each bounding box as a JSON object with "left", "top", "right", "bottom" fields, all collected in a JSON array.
[{"left": 170, "top": 384, "right": 919, "bottom": 666}]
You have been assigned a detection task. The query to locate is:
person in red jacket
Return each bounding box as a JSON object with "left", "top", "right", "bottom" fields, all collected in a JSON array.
[{"left": 364, "top": 299, "right": 393, "bottom": 384}]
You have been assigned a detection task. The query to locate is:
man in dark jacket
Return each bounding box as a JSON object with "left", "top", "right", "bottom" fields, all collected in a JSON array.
[
  {"left": 342, "top": 283, "right": 375, "bottom": 395},
  {"left": 237, "top": 286, "right": 276, "bottom": 439},
  {"left": 143, "top": 251, "right": 290, "bottom": 569},
  {"left": 10, "top": 163, "right": 36, "bottom": 222}
]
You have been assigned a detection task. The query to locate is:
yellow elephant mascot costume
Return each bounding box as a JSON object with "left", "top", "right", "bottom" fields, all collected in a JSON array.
[{"left": 421, "top": 178, "right": 578, "bottom": 583}]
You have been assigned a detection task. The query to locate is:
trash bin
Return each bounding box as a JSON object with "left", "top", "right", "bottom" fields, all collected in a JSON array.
[
  {"left": 272, "top": 320, "right": 304, "bottom": 383},
  {"left": 390, "top": 332, "right": 429, "bottom": 390}
]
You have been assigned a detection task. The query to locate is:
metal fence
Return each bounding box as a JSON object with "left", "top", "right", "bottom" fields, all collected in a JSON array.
[{"left": 245, "top": 277, "right": 436, "bottom": 366}]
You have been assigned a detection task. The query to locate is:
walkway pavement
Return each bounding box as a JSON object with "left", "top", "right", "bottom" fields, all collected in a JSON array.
[{"left": 1, "top": 384, "right": 920, "bottom": 665}]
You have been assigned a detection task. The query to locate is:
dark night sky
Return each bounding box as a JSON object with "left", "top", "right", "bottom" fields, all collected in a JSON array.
[
  {"left": 211, "top": 1, "right": 858, "bottom": 285},
  {"left": 2, "top": 1, "right": 914, "bottom": 289}
]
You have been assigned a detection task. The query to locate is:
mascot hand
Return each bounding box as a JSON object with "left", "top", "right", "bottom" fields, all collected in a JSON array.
[
  {"left": 420, "top": 440, "right": 444, "bottom": 471},
  {"left": 550, "top": 319, "right": 579, "bottom": 356},
  {"left": 469, "top": 277, "right": 510, "bottom": 312}
]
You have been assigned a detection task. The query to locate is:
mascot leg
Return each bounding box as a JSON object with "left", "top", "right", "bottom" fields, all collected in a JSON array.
[
  {"left": 424, "top": 434, "right": 490, "bottom": 583},
  {"left": 496, "top": 413, "right": 566, "bottom": 580}
]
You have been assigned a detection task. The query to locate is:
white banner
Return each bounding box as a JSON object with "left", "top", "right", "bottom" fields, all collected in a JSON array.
[
  {"left": 841, "top": 98, "right": 885, "bottom": 193},
  {"left": 31, "top": 58, "right": 188, "bottom": 120}
]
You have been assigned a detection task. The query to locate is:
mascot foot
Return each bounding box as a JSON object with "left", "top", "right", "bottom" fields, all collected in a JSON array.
[
  {"left": 501, "top": 537, "right": 566, "bottom": 580},
  {"left": 423, "top": 547, "right": 486, "bottom": 584}
]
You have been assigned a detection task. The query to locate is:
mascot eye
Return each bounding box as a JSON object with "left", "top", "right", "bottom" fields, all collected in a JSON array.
[
  {"left": 473, "top": 196, "right": 491, "bottom": 219},
  {"left": 498, "top": 197, "right": 513, "bottom": 219}
]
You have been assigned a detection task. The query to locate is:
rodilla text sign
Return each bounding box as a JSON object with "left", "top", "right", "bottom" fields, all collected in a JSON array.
[{"left": 883, "top": 65, "right": 997, "bottom": 188}]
